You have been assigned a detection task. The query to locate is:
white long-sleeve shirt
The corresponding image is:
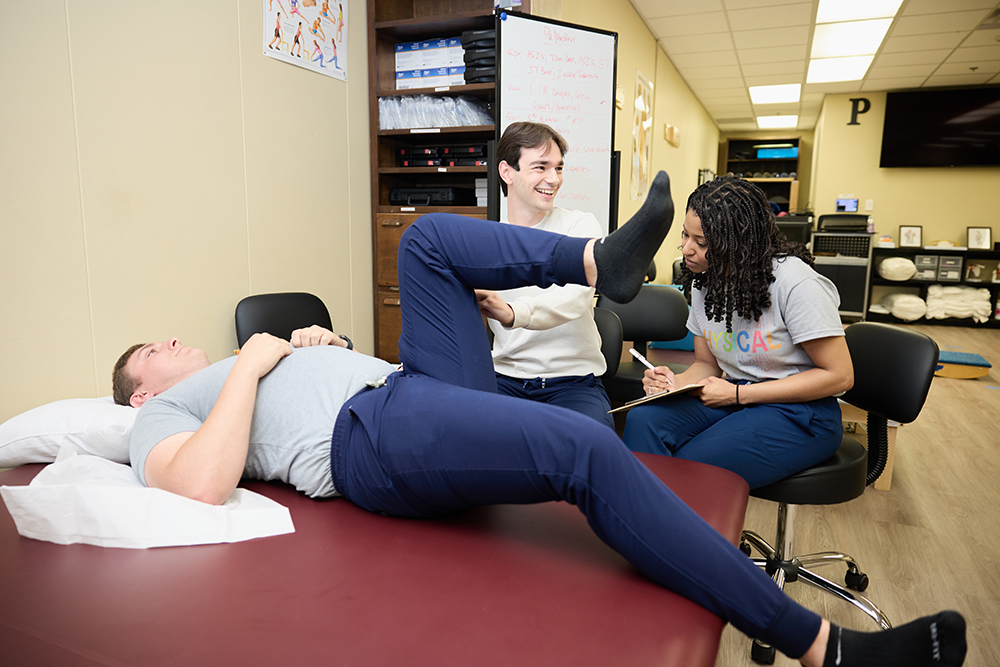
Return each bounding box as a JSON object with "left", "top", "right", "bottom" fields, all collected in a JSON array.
[{"left": 489, "top": 207, "right": 606, "bottom": 379}]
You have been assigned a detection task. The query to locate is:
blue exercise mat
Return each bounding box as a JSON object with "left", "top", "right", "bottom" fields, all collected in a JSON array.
[{"left": 937, "top": 351, "right": 992, "bottom": 368}]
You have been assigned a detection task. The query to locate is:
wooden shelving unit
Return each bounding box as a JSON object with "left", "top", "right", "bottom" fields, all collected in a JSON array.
[
  {"left": 367, "top": 0, "right": 529, "bottom": 361},
  {"left": 718, "top": 136, "right": 801, "bottom": 213}
]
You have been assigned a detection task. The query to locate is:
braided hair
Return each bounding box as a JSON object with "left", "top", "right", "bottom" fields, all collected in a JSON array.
[{"left": 680, "top": 176, "right": 814, "bottom": 332}]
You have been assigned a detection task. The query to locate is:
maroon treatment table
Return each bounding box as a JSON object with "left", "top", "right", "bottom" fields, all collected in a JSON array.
[{"left": 0, "top": 453, "right": 749, "bottom": 667}]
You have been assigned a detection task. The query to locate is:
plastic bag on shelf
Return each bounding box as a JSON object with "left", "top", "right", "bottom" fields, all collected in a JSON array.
[{"left": 378, "top": 95, "right": 493, "bottom": 130}]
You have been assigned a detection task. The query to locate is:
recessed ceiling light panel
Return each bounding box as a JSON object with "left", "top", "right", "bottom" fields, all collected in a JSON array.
[
  {"left": 757, "top": 115, "right": 799, "bottom": 129},
  {"left": 749, "top": 84, "right": 802, "bottom": 105},
  {"left": 806, "top": 56, "right": 874, "bottom": 83}
]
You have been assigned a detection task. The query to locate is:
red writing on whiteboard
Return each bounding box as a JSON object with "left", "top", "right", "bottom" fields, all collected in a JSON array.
[{"left": 543, "top": 26, "right": 576, "bottom": 44}]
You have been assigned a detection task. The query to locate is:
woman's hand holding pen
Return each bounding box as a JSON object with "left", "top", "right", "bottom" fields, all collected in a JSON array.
[{"left": 641, "top": 366, "right": 675, "bottom": 395}]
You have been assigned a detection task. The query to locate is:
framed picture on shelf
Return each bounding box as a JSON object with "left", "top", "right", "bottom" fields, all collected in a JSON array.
[
  {"left": 899, "top": 225, "right": 922, "bottom": 248},
  {"left": 967, "top": 226, "right": 992, "bottom": 250}
]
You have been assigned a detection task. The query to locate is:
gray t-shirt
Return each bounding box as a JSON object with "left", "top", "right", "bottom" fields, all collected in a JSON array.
[
  {"left": 687, "top": 256, "right": 844, "bottom": 382},
  {"left": 129, "top": 346, "right": 397, "bottom": 497}
]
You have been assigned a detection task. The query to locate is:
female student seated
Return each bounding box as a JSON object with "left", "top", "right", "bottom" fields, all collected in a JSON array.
[{"left": 623, "top": 176, "right": 852, "bottom": 489}]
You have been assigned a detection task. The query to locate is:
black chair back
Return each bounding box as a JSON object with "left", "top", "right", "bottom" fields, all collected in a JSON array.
[
  {"left": 593, "top": 307, "right": 623, "bottom": 378},
  {"left": 235, "top": 292, "right": 332, "bottom": 348},
  {"left": 596, "top": 284, "right": 689, "bottom": 356},
  {"left": 841, "top": 322, "right": 938, "bottom": 424}
]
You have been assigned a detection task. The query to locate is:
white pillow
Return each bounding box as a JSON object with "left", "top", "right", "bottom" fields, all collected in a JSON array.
[
  {"left": 0, "top": 397, "right": 136, "bottom": 466},
  {"left": 878, "top": 257, "right": 917, "bottom": 281}
]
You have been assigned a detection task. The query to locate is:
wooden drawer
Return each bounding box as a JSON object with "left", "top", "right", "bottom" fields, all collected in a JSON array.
[
  {"left": 376, "top": 212, "right": 487, "bottom": 287},
  {"left": 376, "top": 288, "right": 402, "bottom": 363},
  {"left": 376, "top": 213, "right": 420, "bottom": 287}
]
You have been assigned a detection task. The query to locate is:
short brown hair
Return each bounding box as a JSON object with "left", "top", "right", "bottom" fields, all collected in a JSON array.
[
  {"left": 497, "top": 122, "right": 568, "bottom": 196},
  {"left": 112, "top": 343, "right": 145, "bottom": 406}
]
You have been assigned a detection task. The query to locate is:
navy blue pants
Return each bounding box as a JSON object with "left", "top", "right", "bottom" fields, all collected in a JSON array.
[
  {"left": 624, "top": 386, "right": 843, "bottom": 489},
  {"left": 329, "top": 213, "right": 821, "bottom": 658},
  {"left": 496, "top": 372, "right": 615, "bottom": 430}
]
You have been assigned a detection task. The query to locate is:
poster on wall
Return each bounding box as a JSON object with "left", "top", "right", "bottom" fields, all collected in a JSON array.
[
  {"left": 263, "top": 0, "right": 348, "bottom": 81},
  {"left": 630, "top": 70, "right": 653, "bottom": 200}
]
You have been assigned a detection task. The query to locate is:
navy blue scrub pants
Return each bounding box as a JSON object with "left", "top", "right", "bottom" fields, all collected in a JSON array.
[
  {"left": 495, "top": 372, "right": 615, "bottom": 430},
  {"left": 624, "top": 386, "right": 843, "bottom": 489},
  {"left": 328, "top": 213, "right": 822, "bottom": 658}
]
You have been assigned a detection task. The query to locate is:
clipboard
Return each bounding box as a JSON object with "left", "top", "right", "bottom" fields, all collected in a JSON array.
[{"left": 608, "top": 384, "right": 703, "bottom": 414}]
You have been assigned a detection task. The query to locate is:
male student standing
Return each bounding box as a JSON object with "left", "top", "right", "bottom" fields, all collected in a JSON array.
[{"left": 476, "top": 121, "right": 615, "bottom": 428}]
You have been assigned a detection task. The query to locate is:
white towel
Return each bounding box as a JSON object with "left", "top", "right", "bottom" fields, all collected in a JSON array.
[{"left": 0, "top": 447, "right": 294, "bottom": 549}]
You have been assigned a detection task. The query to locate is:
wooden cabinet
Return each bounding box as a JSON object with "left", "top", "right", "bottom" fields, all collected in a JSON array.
[
  {"left": 866, "top": 247, "right": 1000, "bottom": 328},
  {"left": 717, "top": 136, "right": 800, "bottom": 213},
  {"left": 367, "top": 0, "right": 523, "bottom": 362}
]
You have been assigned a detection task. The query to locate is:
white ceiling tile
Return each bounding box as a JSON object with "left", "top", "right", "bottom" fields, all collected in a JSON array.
[
  {"left": 668, "top": 50, "right": 740, "bottom": 68},
  {"left": 892, "top": 10, "right": 994, "bottom": 36},
  {"left": 741, "top": 60, "right": 806, "bottom": 77},
  {"left": 752, "top": 102, "right": 802, "bottom": 115},
  {"left": 679, "top": 64, "right": 745, "bottom": 80},
  {"left": 803, "top": 81, "right": 864, "bottom": 95},
  {"left": 874, "top": 49, "right": 955, "bottom": 67},
  {"left": 724, "top": 0, "right": 811, "bottom": 10},
  {"left": 860, "top": 77, "right": 928, "bottom": 91},
  {"left": 989, "top": 72, "right": 1000, "bottom": 83},
  {"left": 923, "top": 72, "right": 995, "bottom": 86},
  {"left": 801, "top": 92, "right": 826, "bottom": 103},
  {"left": 697, "top": 92, "right": 753, "bottom": 104},
  {"left": 631, "top": 0, "right": 724, "bottom": 20},
  {"left": 733, "top": 26, "right": 810, "bottom": 49},
  {"left": 738, "top": 44, "right": 809, "bottom": 64},
  {"left": 660, "top": 33, "right": 736, "bottom": 54},
  {"left": 902, "top": 0, "right": 997, "bottom": 16},
  {"left": 744, "top": 73, "right": 805, "bottom": 87},
  {"left": 706, "top": 104, "right": 756, "bottom": 116},
  {"left": 717, "top": 121, "right": 761, "bottom": 132},
  {"left": 688, "top": 77, "right": 748, "bottom": 91},
  {"left": 881, "top": 32, "right": 967, "bottom": 52},
  {"left": 866, "top": 63, "right": 939, "bottom": 78},
  {"left": 921, "top": 74, "right": 991, "bottom": 88},
  {"left": 935, "top": 60, "right": 1000, "bottom": 75},
  {"left": 947, "top": 44, "right": 1000, "bottom": 62},
  {"left": 961, "top": 30, "right": 1000, "bottom": 47},
  {"left": 648, "top": 12, "right": 729, "bottom": 38},
  {"left": 726, "top": 3, "right": 813, "bottom": 30}
]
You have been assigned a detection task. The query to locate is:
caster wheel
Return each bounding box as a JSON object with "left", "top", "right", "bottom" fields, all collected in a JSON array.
[
  {"left": 845, "top": 569, "right": 869, "bottom": 591},
  {"left": 740, "top": 541, "right": 752, "bottom": 557},
  {"left": 751, "top": 639, "right": 776, "bottom": 665}
]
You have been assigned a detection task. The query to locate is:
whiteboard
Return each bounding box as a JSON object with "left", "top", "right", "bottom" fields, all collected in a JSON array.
[{"left": 497, "top": 13, "right": 617, "bottom": 234}]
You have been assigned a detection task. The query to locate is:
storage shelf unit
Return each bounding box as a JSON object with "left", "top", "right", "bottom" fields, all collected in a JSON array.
[
  {"left": 866, "top": 247, "right": 1000, "bottom": 328},
  {"left": 718, "top": 136, "right": 801, "bottom": 213},
  {"left": 367, "top": 0, "right": 518, "bottom": 362}
]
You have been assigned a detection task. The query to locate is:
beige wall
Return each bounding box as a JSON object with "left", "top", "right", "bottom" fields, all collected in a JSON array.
[
  {"left": 544, "top": 0, "right": 721, "bottom": 283},
  {"left": 812, "top": 93, "right": 998, "bottom": 245},
  {"left": 0, "top": 0, "right": 372, "bottom": 422}
]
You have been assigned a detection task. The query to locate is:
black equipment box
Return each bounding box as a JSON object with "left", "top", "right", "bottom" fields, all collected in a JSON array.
[
  {"left": 389, "top": 187, "right": 476, "bottom": 206},
  {"left": 398, "top": 158, "right": 442, "bottom": 167},
  {"left": 444, "top": 158, "right": 488, "bottom": 167},
  {"left": 442, "top": 145, "right": 486, "bottom": 157},
  {"left": 398, "top": 147, "right": 440, "bottom": 158}
]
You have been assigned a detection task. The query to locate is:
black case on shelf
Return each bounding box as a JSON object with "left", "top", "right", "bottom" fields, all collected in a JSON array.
[{"left": 389, "top": 187, "right": 477, "bottom": 206}]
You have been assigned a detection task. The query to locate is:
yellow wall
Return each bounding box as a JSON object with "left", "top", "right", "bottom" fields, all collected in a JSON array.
[
  {"left": 0, "top": 0, "right": 372, "bottom": 422},
  {"left": 544, "top": 0, "right": 721, "bottom": 282},
  {"left": 812, "top": 93, "right": 998, "bottom": 245}
]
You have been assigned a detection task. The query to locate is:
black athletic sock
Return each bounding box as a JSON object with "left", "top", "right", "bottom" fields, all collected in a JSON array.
[
  {"left": 823, "top": 612, "right": 966, "bottom": 667},
  {"left": 594, "top": 170, "right": 674, "bottom": 303}
]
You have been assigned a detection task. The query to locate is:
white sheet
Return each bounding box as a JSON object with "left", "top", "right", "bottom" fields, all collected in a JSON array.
[{"left": 0, "top": 446, "right": 294, "bottom": 549}]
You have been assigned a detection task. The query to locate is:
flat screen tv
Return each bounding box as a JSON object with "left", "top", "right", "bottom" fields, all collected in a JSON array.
[{"left": 879, "top": 87, "right": 1000, "bottom": 168}]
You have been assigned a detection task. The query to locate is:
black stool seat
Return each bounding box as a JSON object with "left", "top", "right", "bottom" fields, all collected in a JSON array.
[{"left": 751, "top": 436, "right": 867, "bottom": 506}]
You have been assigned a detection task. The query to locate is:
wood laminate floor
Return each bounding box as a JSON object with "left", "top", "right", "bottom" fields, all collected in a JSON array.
[{"left": 714, "top": 323, "right": 1000, "bottom": 666}]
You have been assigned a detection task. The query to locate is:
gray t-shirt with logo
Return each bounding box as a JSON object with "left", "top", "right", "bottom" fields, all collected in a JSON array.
[
  {"left": 129, "top": 346, "right": 397, "bottom": 497},
  {"left": 687, "top": 256, "right": 844, "bottom": 382}
]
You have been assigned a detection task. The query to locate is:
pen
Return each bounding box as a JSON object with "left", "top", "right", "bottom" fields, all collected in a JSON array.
[{"left": 629, "top": 348, "right": 656, "bottom": 372}]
